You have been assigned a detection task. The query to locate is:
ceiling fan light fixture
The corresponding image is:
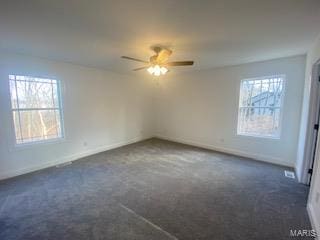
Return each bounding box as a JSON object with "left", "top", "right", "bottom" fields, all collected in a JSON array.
[
  {"left": 122, "top": 48, "right": 194, "bottom": 75},
  {"left": 147, "top": 66, "right": 154, "bottom": 74},
  {"left": 160, "top": 66, "right": 168, "bottom": 74},
  {"left": 147, "top": 65, "right": 168, "bottom": 76},
  {"left": 153, "top": 65, "right": 161, "bottom": 76}
]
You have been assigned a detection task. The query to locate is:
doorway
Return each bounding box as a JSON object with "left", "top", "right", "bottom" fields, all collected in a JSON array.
[
  {"left": 302, "top": 61, "right": 320, "bottom": 185},
  {"left": 309, "top": 87, "right": 320, "bottom": 185}
]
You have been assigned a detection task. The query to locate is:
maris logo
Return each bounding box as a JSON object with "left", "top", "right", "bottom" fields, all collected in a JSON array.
[{"left": 289, "top": 229, "right": 317, "bottom": 237}]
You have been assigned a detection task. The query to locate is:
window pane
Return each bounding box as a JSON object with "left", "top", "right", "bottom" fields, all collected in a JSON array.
[
  {"left": 240, "top": 81, "right": 252, "bottom": 106},
  {"left": 52, "top": 82, "right": 60, "bottom": 108},
  {"left": 238, "top": 107, "right": 280, "bottom": 137},
  {"left": 251, "top": 80, "right": 263, "bottom": 107},
  {"left": 15, "top": 80, "right": 27, "bottom": 108},
  {"left": 55, "top": 110, "right": 63, "bottom": 137},
  {"left": 17, "top": 110, "right": 61, "bottom": 144},
  {"left": 9, "top": 80, "right": 18, "bottom": 109},
  {"left": 272, "top": 79, "right": 283, "bottom": 107},
  {"left": 36, "top": 81, "right": 55, "bottom": 108},
  {"left": 9, "top": 75, "right": 63, "bottom": 144},
  {"left": 237, "top": 75, "right": 284, "bottom": 138},
  {"left": 16, "top": 80, "right": 56, "bottom": 109},
  {"left": 12, "top": 111, "right": 22, "bottom": 143}
]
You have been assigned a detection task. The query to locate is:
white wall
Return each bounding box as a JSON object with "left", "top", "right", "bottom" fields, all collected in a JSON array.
[
  {"left": 0, "top": 53, "right": 154, "bottom": 179},
  {"left": 304, "top": 33, "right": 320, "bottom": 236},
  {"left": 154, "top": 55, "right": 306, "bottom": 167}
]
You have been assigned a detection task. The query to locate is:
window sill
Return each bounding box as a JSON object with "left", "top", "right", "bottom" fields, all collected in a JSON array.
[{"left": 236, "top": 133, "right": 280, "bottom": 140}]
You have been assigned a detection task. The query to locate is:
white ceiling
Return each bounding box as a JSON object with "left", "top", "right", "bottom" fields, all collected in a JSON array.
[{"left": 0, "top": 0, "right": 320, "bottom": 73}]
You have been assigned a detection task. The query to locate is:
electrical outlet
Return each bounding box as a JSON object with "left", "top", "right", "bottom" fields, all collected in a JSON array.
[{"left": 83, "top": 141, "right": 88, "bottom": 147}]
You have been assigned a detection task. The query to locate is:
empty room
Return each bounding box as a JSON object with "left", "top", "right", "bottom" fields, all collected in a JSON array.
[{"left": 1, "top": 0, "right": 320, "bottom": 239}]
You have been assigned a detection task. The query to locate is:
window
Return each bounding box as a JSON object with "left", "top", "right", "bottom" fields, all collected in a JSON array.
[
  {"left": 237, "top": 75, "right": 285, "bottom": 138},
  {"left": 9, "top": 75, "right": 64, "bottom": 144}
]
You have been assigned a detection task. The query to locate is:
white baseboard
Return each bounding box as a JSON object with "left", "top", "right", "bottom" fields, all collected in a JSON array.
[
  {"left": 155, "top": 135, "right": 294, "bottom": 168},
  {"left": 307, "top": 203, "right": 320, "bottom": 239},
  {"left": 1, "top": 134, "right": 294, "bottom": 180},
  {"left": 0, "top": 135, "right": 151, "bottom": 180}
]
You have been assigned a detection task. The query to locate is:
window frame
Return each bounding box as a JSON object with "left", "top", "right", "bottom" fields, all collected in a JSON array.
[
  {"left": 8, "top": 74, "right": 65, "bottom": 147},
  {"left": 236, "top": 75, "right": 286, "bottom": 139}
]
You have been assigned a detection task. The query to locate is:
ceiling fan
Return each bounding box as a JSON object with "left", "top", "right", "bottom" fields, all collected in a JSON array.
[{"left": 121, "top": 46, "right": 194, "bottom": 76}]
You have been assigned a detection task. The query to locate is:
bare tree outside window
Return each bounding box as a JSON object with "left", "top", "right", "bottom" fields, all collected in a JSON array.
[
  {"left": 237, "top": 75, "right": 285, "bottom": 138},
  {"left": 9, "top": 75, "right": 64, "bottom": 144}
]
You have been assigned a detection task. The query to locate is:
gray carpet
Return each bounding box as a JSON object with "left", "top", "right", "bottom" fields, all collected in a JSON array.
[{"left": 0, "top": 138, "right": 312, "bottom": 240}]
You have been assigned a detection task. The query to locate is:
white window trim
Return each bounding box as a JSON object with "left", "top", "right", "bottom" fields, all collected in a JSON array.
[
  {"left": 8, "top": 75, "right": 66, "bottom": 147},
  {"left": 236, "top": 74, "right": 286, "bottom": 139}
]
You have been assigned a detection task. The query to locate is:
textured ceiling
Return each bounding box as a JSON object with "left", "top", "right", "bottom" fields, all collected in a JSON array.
[{"left": 0, "top": 0, "right": 320, "bottom": 73}]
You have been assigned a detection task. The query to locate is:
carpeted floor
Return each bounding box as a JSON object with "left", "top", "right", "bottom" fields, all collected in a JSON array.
[{"left": 0, "top": 138, "right": 312, "bottom": 240}]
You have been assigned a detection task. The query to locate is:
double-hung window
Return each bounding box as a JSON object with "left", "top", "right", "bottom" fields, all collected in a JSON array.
[
  {"left": 237, "top": 75, "right": 285, "bottom": 138},
  {"left": 9, "top": 75, "right": 64, "bottom": 145}
]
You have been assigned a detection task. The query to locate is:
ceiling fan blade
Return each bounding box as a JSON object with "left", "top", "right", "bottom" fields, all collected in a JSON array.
[
  {"left": 166, "top": 61, "right": 194, "bottom": 66},
  {"left": 133, "top": 66, "right": 149, "bottom": 71},
  {"left": 121, "top": 56, "right": 149, "bottom": 63},
  {"left": 156, "top": 49, "right": 172, "bottom": 63}
]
